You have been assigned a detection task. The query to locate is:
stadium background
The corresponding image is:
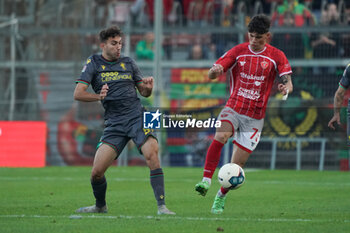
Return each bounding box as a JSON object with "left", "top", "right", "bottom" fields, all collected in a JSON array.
[{"left": 0, "top": 0, "right": 349, "bottom": 170}]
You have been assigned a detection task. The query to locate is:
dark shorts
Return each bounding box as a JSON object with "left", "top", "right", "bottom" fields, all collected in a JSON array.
[
  {"left": 348, "top": 99, "right": 350, "bottom": 146},
  {"left": 99, "top": 115, "right": 157, "bottom": 157}
]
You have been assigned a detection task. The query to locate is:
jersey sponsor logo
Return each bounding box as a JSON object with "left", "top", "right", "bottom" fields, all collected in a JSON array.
[
  {"left": 120, "top": 62, "right": 126, "bottom": 70},
  {"left": 100, "top": 72, "right": 132, "bottom": 82},
  {"left": 237, "top": 87, "right": 260, "bottom": 100},
  {"left": 240, "top": 61, "right": 246, "bottom": 66},
  {"left": 254, "top": 81, "right": 262, "bottom": 86},
  {"left": 101, "top": 65, "right": 106, "bottom": 70},
  {"left": 220, "top": 113, "right": 228, "bottom": 118},
  {"left": 240, "top": 72, "right": 265, "bottom": 81},
  {"left": 260, "top": 61, "right": 269, "bottom": 69}
]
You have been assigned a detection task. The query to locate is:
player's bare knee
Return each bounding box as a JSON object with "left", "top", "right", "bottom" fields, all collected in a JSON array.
[
  {"left": 148, "top": 137, "right": 158, "bottom": 149},
  {"left": 91, "top": 168, "right": 104, "bottom": 181},
  {"left": 150, "top": 141, "right": 159, "bottom": 154},
  {"left": 214, "top": 132, "right": 231, "bottom": 144},
  {"left": 145, "top": 152, "right": 160, "bottom": 169}
]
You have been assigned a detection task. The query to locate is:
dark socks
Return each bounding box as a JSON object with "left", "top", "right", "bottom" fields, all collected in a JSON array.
[
  {"left": 91, "top": 176, "right": 107, "bottom": 208},
  {"left": 150, "top": 168, "right": 165, "bottom": 206}
]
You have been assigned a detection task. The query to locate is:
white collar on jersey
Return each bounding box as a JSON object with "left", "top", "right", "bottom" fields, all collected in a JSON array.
[{"left": 248, "top": 45, "right": 266, "bottom": 54}]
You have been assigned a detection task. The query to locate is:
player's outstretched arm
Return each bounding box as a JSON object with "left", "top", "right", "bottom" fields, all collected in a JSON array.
[
  {"left": 208, "top": 64, "right": 224, "bottom": 80},
  {"left": 74, "top": 83, "right": 108, "bottom": 102},
  {"left": 137, "top": 76, "right": 153, "bottom": 97},
  {"left": 328, "top": 86, "right": 346, "bottom": 130}
]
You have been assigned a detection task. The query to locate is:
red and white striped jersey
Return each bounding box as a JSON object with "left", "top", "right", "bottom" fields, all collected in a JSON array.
[{"left": 215, "top": 42, "right": 292, "bottom": 119}]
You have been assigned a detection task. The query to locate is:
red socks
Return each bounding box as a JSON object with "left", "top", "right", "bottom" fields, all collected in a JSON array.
[
  {"left": 220, "top": 186, "right": 230, "bottom": 195},
  {"left": 203, "top": 139, "right": 225, "bottom": 179}
]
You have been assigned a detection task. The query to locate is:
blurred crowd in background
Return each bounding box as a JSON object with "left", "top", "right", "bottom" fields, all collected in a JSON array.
[
  {"left": 3, "top": 0, "right": 344, "bottom": 62},
  {"left": 88, "top": 0, "right": 350, "bottom": 61},
  {"left": 1, "top": 0, "right": 350, "bottom": 168}
]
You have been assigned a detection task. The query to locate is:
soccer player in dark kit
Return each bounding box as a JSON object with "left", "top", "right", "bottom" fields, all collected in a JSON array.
[
  {"left": 328, "top": 64, "right": 350, "bottom": 135},
  {"left": 195, "top": 14, "right": 293, "bottom": 214},
  {"left": 73, "top": 26, "right": 175, "bottom": 215}
]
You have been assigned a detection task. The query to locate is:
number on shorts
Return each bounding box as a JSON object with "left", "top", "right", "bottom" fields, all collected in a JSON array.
[{"left": 250, "top": 128, "right": 259, "bottom": 142}]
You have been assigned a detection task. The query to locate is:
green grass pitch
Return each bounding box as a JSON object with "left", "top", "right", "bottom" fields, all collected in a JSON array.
[{"left": 0, "top": 166, "right": 349, "bottom": 233}]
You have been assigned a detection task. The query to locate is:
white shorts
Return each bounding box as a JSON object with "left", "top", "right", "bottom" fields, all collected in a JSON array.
[{"left": 217, "top": 107, "right": 264, "bottom": 153}]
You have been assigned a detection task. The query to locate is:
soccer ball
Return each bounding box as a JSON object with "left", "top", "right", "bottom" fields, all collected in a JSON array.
[{"left": 218, "top": 163, "right": 245, "bottom": 190}]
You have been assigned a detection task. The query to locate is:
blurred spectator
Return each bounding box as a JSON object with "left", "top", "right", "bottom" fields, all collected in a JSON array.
[
  {"left": 311, "top": 3, "right": 341, "bottom": 75},
  {"left": 129, "top": 0, "right": 174, "bottom": 26},
  {"left": 173, "top": 0, "right": 188, "bottom": 26},
  {"left": 272, "top": 0, "right": 316, "bottom": 59},
  {"left": 145, "top": 0, "right": 173, "bottom": 24},
  {"left": 183, "top": 0, "right": 213, "bottom": 27},
  {"left": 135, "top": 32, "right": 155, "bottom": 60},
  {"left": 108, "top": 1, "right": 131, "bottom": 26},
  {"left": 322, "top": 2, "right": 340, "bottom": 25},
  {"left": 130, "top": 0, "right": 146, "bottom": 26},
  {"left": 271, "top": 0, "right": 316, "bottom": 27},
  {"left": 93, "top": 0, "right": 109, "bottom": 27},
  {"left": 341, "top": 2, "right": 350, "bottom": 56},
  {"left": 345, "top": 2, "right": 350, "bottom": 25},
  {"left": 260, "top": 0, "right": 273, "bottom": 15},
  {"left": 187, "top": 44, "right": 209, "bottom": 60},
  {"left": 210, "top": 0, "right": 237, "bottom": 58},
  {"left": 311, "top": 3, "right": 340, "bottom": 59},
  {"left": 271, "top": 11, "right": 304, "bottom": 58},
  {"left": 135, "top": 32, "right": 166, "bottom": 60},
  {"left": 217, "top": 0, "right": 235, "bottom": 27}
]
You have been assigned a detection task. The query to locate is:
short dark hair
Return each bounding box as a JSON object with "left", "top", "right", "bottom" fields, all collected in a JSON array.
[
  {"left": 248, "top": 14, "right": 271, "bottom": 34},
  {"left": 99, "top": 26, "right": 123, "bottom": 43}
]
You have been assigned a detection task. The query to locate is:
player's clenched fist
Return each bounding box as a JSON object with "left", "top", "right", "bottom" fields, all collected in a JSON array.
[
  {"left": 100, "top": 83, "right": 109, "bottom": 100},
  {"left": 143, "top": 76, "right": 154, "bottom": 88},
  {"left": 208, "top": 64, "right": 224, "bottom": 79},
  {"left": 277, "top": 83, "right": 288, "bottom": 95}
]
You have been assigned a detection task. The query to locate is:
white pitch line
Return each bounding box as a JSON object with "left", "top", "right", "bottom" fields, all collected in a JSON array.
[
  {"left": 0, "top": 176, "right": 349, "bottom": 187},
  {"left": 0, "top": 214, "right": 349, "bottom": 224}
]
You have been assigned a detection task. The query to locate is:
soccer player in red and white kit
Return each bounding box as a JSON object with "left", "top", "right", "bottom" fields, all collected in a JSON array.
[{"left": 195, "top": 14, "right": 293, "bottom": 214}]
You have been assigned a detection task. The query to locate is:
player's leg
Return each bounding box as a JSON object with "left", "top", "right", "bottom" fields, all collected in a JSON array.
[
  {"left": 141, "top": 136, "right": 160, "bottom": 169},
  {"left": 195, "top": 108, "right": 235, "bottom": 196},
  {"left": 211, "top": 146, "right": 250, "bottom": 214},
  {"left": 211, "top": 116, "right": 262, "bottom": 214},
  {"left": 90, "top": 143, "right": 118, "bottom": 207},
  {"left": 76, "top": 143, "right": 118, "bottom": 213},
  {"left": 140, "top": 136, "right": 176, "bottom": 215},
  {"left": 204, "top": 121, "right": 233, "bottom": 178}
]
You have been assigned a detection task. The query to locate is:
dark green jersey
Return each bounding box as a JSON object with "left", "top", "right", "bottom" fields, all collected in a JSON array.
[
  {"left": 76, "top": 54, "right": 144, "bottom": 120},
  {"left": 339, "top": 63, "right": 350, "bottom": 89}
]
